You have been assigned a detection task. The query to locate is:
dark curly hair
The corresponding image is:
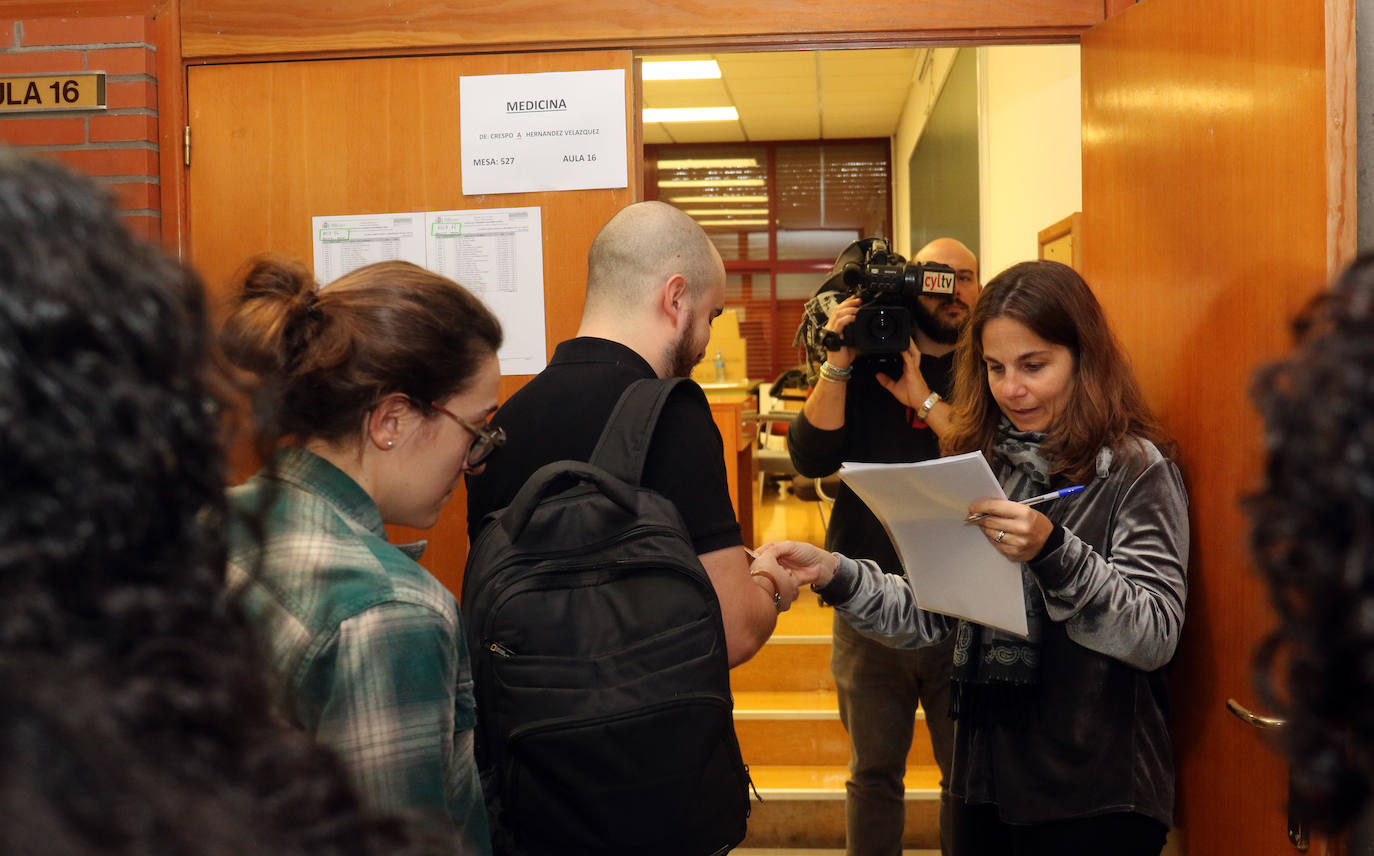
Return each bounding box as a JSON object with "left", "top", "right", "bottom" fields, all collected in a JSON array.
[
  {"left": 1249, "top": 252, "right": 1374, "bottom": 832},
  {"left": 0, "top": 154, "right": 451, "bottom": 855}
]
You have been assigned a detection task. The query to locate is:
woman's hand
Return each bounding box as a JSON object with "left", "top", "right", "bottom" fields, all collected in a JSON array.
[
  {"left": 875, "top": 340, "right": 931, "bottom": 410},
  {"left": 822, "top": 296, "right": 862, "bottom": 369},
  {"left": 967, "top": 500, "right": 1055, "bottom": 563},
  {"left": 752, "top": 541, "right": 840, "bottom": 588}
]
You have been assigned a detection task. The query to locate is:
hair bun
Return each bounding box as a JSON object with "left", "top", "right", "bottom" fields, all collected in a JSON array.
[
  {"left": 241, "top": 255, "right": 317, "bottom": 308},
  {"left": 222, "top": 255, "right": 322, "bottom": 376}
]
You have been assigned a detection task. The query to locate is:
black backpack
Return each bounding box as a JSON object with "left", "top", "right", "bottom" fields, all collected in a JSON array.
[{"left": 461, "top": 378, "right": 751, "bottom": 856}]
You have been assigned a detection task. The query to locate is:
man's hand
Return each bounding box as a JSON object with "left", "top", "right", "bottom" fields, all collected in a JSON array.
[
  {"left": 752, "top": 541, "right": 840, "bottom": 588},
  {"left": 875, "top": 340, "right": 931, "bottom": 409},
  {"left": 822, "top": 296, "right": 862, "bottom": 369}
]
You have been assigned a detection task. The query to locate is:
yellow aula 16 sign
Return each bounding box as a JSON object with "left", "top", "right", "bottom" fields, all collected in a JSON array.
[{"left": 0, "top": 73, "right": 106, "bottom": 112}]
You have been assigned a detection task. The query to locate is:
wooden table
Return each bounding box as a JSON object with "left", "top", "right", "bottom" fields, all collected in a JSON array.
[{"left": 704, "top": 385, "right": 758, "bottom": 546}]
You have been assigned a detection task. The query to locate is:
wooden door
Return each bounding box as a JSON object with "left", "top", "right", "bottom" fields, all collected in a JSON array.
[
  {"left": 1080, "top": 0, "right": 1354, "bottom": 853},
  {"left": 186, "top": 50, "right": 636, "bottom": 596}
]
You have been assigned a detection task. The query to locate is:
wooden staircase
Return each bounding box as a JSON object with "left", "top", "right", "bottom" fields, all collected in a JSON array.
[{"left": 730, "top": 581, "right": 943, "bottom": 852}]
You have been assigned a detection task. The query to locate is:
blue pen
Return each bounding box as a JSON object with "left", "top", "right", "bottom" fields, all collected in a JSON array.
[{"left": 965, "top": 485, "right": 1084, "bottom": 522}]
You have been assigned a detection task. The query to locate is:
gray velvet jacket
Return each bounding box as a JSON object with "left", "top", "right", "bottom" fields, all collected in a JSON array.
[{"left": 822, "top": 438, "right": 1188, "bottom": 827}]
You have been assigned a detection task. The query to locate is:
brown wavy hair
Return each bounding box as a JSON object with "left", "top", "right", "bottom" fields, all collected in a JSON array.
[
  {"left": 941, "top": 260, "right": 1172, "bottom": 482},
  {"left": 221, "top": 257, "right": 502, "bottom": 445}
]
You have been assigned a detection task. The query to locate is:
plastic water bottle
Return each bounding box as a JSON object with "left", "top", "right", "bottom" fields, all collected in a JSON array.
[{"left": 713, "top": 349, "right": 726, "bottom": 382}]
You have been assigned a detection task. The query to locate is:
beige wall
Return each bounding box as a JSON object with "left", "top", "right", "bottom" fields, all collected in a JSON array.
[
  {"left": 977, "top": 44, "right": 1082, "bottom": 280},
  {"left": 891, "top": 45, "right": 1082, "bottom": 278},
  {"left": 891, "top": 48, "right": 959, "bottom": 257}
]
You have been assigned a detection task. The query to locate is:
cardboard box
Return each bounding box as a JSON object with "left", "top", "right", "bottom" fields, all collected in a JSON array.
[{"left": 692, "top": 312, "right": 749, "bottom": 384}]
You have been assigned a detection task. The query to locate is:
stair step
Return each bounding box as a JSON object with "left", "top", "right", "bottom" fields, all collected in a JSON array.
[
  {"left": 734, "top": 851, "right": 939, "bottom": 855},
  {"left": 734, "top": 691, "right": 934, "bottom": 767},
  {"left": 772, "top": 597, "right": 834, "bottom": 638},
  {"left": 741, "top": 768, "right": 942, "bottom": 850},
  {"left": 734, "top": 690, "right": 841, "bottom": 718},
  {"left": 749, "top": 764, "right": 942, "bottom": 799},
  {"left": 735, "top": 690, "right": 932, "bottom": 721},
  {"left": 732, "top": 638, "right": 834, "bottom": 692}
]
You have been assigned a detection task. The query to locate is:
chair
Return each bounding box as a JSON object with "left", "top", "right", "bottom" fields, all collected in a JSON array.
[
  {"left": 750, "top": 369, "right": 808, "bottom": 499},
  {"left": 790, "top": 471, "right": 842, "bottom": 529}
]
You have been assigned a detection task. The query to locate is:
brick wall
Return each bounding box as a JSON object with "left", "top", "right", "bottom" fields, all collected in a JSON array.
[{"left": 0, "top": 16, "right": 160, "bottom": 242}]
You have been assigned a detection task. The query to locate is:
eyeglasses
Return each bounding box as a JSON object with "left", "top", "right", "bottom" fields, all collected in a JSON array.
[{"left": 427, "top": 400, "right": 507, "bottom": 468}]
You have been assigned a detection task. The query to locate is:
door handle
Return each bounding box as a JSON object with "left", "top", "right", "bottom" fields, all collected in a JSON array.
[
  {"left": 1225, "top": 699, "right": 1306, "bottom": 850},
  {"left": 1226, "top": 698, "right": 1286, "bottom": 729}
]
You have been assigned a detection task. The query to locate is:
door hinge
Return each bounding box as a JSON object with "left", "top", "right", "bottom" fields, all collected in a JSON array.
[{"left": 183, "top": 125, "right": 191, "bottom": 167}]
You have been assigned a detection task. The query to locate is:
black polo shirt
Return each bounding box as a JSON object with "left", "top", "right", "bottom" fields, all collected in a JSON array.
[{"left": 465, "top": 337, "right": 743, "bottom": 555}]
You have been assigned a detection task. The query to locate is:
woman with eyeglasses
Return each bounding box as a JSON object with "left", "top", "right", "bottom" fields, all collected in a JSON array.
[{"left": 221, "top": 257, "right": 503, "bottom": 856}]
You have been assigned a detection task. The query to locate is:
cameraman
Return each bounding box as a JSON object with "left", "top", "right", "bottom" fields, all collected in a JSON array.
[{"left": 789, "top": 237, "right": 979, "bottom": 856}]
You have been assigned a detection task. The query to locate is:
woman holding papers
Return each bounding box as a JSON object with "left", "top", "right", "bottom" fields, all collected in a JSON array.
[{"left": 755, "top": 260, "right": 1188, "bottom": 856}]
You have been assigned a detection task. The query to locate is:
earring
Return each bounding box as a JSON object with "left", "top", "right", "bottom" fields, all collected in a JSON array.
[{"left": 385, "top": 440, "right": 394, "bottom": 449}]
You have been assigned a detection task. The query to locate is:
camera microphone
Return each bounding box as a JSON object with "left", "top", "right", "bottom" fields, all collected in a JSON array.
[{"left": 841, "top": 262, "right": 867, "bottom": 288}]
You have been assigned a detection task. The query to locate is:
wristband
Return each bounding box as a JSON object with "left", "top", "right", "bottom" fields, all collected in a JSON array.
[
  {"left": 916, "top": 391, "right": 941, "bottom": 422},
  {"left": 751, "top": 569, "right": 785, "bottom": 612},
  {"left": 818, "top": 361, "right": 852, "bottom": 384}
]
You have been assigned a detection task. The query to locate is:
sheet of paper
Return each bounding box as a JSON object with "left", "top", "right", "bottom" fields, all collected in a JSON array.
[
  {"left": 312, "top": 212, "right": 427, "bottom": 286},
  {"left": 839, "top": 451, "right": 1028, "bottom": 637},
  {"left": 424, "top": 207, "right": 547, "bottom": 375},
  {"left": 459, "top": 69, "right": 628, "bottom": 195}
]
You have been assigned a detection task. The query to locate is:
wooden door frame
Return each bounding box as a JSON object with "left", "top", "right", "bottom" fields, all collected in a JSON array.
[
  {"left": 9, "top": 1, "right": 1351, "bottom": 272},
  {"left": 1326, "top": 0, "right": 1357, "bottom": 275},
  {"left": 162, "top": 0, "right": 1107, "bottom": 262}
]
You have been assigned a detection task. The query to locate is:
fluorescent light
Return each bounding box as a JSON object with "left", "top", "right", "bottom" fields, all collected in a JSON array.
[
  {"left": 642, "top": 60, "right": 721, "bottom": 81},
  {"left": 658, "top": 178, "right": 765, "bottom": 187},
  {"left": 657, "top": 157, "right": 758, "bottom": 169},
  {"left": 670, "top": 195, "right": 769, "bottom": 203},
  {"left": 643, "top": 107, "right": 738, "bottom": 123},
  {"left": 683, "top": 208, "right": 769, "bottom": 216},
  {"left": 697, "top": 219, "right": 770, "bottom": 227}
]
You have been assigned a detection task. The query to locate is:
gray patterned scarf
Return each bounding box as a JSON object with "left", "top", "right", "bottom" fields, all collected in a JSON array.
[{"left": 950, "top": 423, "right": 1052, "bottom": 722}]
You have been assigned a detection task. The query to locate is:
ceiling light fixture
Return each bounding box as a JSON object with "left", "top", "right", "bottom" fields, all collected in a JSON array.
[
  {"left": 643, "top": 107, "right": 739, "bottom": 123},
  {"left": 641, "top": 60, "right": 722, "bottom": 81},
  {"left": 658, "top": 178, "right": 765, "bottom": 187},
  {"left": 657, "top": 158, "right": 758, "bottom": 169},
  {"left": 670, "top": 195, "right": 769, "bottom": 204}
]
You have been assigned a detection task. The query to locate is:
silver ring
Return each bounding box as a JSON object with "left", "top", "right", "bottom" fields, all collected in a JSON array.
[{"left": 995, "top": 530, "right": 1006, "bottom": 543}]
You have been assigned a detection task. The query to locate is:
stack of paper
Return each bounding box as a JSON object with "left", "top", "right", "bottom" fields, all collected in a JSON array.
[{"left": 839, "top": 451, "right": 1028, "bottom": 637}]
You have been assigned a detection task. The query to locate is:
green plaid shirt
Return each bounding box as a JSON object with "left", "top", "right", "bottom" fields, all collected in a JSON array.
[{"left": 227, "top": 447, "right": 489, "bottom": 854}]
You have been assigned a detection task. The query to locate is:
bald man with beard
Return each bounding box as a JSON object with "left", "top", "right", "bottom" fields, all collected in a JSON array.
[{"left": 466, "top": 200, "right": 798, "bottom": 667}]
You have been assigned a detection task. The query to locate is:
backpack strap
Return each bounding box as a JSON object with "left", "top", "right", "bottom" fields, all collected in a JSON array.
[{"left": 589, "top": 377, "right": 689, "bottom": 488}]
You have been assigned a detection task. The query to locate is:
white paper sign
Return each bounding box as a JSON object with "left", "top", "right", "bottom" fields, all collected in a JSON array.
[
  {"left": 459, "top": 69, "right": 628, "bottom": 195},
  {"left": 312, "top": 212, "right": 427, "bottom": 286},
  {"left": 839, "top": 452, "right": 1029, "bottom": 637},
  {"left": 424, "top": 207, "right": 547, "bottom": 375},
  {"left": 309, "top": 206, "right": 548, "bottom": 375}
]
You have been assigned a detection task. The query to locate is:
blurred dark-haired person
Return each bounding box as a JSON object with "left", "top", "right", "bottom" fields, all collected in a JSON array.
[
  {"left": 221, "top": 258, "right": 503, "bottom": 855},
  {"left": 1249, "top": 252, "right": 1374, "bottom": 835},
  {"left": 0, "top": 154, "right": 449, "bottom": 856},
  {"left": 753, "top": 260, "right": 1188, "bottom": 856}
]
